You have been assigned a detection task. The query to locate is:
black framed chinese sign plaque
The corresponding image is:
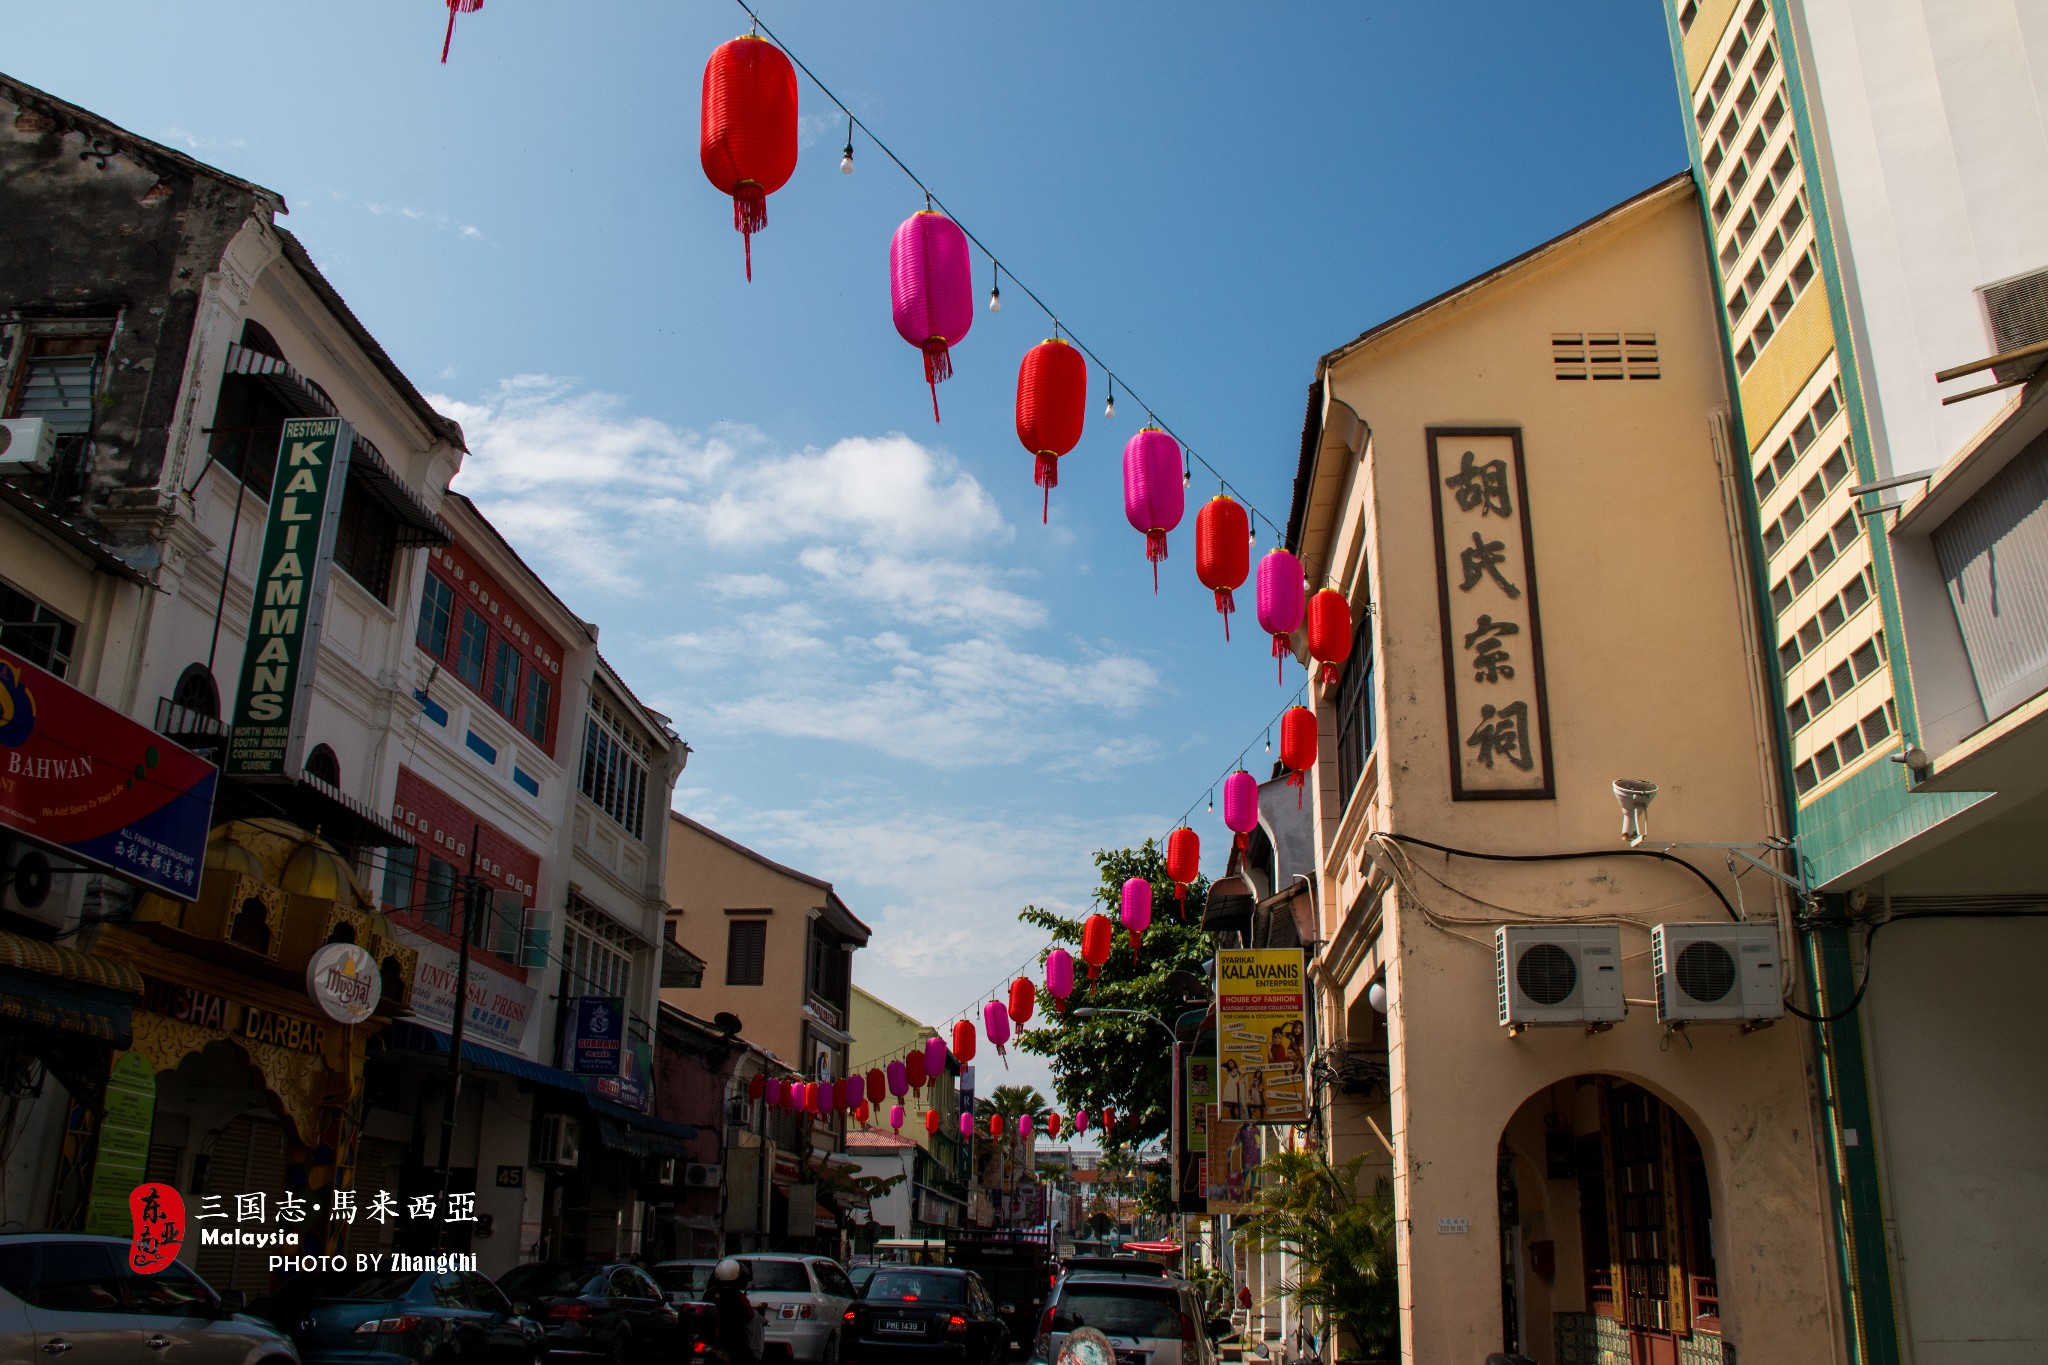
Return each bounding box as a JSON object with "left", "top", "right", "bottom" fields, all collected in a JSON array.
[{"left": 1426, "top": 427, "right": 1555, "bottom": 800}]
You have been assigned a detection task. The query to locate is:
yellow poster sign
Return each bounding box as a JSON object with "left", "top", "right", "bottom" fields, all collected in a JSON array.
[{"left": 1216, "top": 947, "right": 1308, "bottom": 1124}]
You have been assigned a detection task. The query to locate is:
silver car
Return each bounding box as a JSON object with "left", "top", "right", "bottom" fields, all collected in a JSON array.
[
  {"left": 1031, "top": 1275, "right": 1224, "bottom": 1365},
  {"left": 0, "top": 1234, "right": 299, "bottom": 1365},
  {"left": 738, "top": 1257, "right": 854, "bottom": 1365}
]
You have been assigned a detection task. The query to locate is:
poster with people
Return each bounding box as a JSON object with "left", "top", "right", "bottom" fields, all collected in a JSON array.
[
  {"left": 1204, "top": 1107, "right": 1264, "bottom": 1214},
  {"left": 1216, "top": 947, "right": 1308, "bottom": 1123}
]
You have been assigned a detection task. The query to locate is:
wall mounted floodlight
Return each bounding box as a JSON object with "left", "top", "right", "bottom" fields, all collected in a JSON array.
[{"left": 1613, "top": 779, "right": 1659, "bottom": 847}]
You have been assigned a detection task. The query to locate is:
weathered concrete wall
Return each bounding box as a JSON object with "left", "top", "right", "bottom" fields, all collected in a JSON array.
[{"left": 0, "top": 77, "right": 271, "bottom": 528}]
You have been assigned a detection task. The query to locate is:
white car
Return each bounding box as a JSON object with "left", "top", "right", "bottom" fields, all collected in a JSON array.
[
  {"left": 740, "top": 1257, "right": 855, "bottom": 1365},
  {"left": 1032, "top": 1274, "right": 1226, "bottom": 1365}
]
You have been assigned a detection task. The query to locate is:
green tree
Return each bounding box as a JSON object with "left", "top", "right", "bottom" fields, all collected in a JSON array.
[
  {"left": 1019, "top": 840, "right": 1209, "bottom": 1148},
  {"left": 1233, "top": 1148, "right": 1399, "bottom": 1359},
  {"left": 975, "top": 1085, "right": 1049, "bottom": 1123}
]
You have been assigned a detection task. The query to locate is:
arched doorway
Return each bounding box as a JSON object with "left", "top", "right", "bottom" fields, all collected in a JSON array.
[{"left": 1497, "top": 1076, "right": 1722, "bottom": 1365}]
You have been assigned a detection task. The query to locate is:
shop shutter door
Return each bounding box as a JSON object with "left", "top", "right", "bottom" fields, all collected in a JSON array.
[
  {"left": 347, "top": 1139, "right": 408, "bottom": 1259},
  {"left": 194, "top": 1116, "right": 289, "bottom": 1296}
]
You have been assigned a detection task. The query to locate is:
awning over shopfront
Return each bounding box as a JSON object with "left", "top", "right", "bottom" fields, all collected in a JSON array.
[
  {"left": 216, "top": 770, "right": 415, "bottom": 851},
  {"left": 0, "top": 930, "right": 143, "bottom": 1044}
]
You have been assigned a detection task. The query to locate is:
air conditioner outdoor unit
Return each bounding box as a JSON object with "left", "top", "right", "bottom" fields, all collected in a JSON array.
[
  {"left": 651, "top": 1157, "right": 678, "bottom": 1185},
  {"left": 1496, "top": 925, "right": 1626, "bottom": 1028},
  {"left": 684, "top": 1163, "right": 723, "bottom": 1189},
  {"left": 1978, "top": 266, "right": 2048, "bottom": 382},
  {"left": 1653, "top": 922, "right": 1784, "bottom": 1024},
  {"left": 1, "top": 839, "right": 80, "bottom": 930},
  {"left": 0, "top": 419, "right": 58, "bottom": 473},
  {"left": 536, "top": 1113, "right": 581, "bottom": 1168}
]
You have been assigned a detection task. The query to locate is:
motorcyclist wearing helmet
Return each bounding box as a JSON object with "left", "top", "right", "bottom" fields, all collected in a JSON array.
[{"left": 709, "top": 1258, "right": 759, "bottom": 1365}]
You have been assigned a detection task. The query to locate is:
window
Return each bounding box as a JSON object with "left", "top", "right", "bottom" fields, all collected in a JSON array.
[
  {"left": 418, "top": 574, "right": 455, "bottom": 656},
  {"left": 333, "top": 478, "right": 398, "bottom": 603},
  {"left": 490, "top": 639, "right": 521, "bottom": 719},
  {"left": 6, "top": 328, "right": 110, "bottom": 437},
  {"left": 305, "top": 744, "right": 341, "bottom": 787},
  {"left": 1550, "top": 333, "right": 1658, "bottom": 381},
  {"left": 173, "top": 664, "right": 220, "bottom": 718},
  {"left": 727, "top": 920, "right": 767, "bottom": 986},
  {"left": 565, "top": 904, "right": 635, "bottom": 1000},
  {"left": 423, "top": 856, "right": 457, "bottom": 931},
  {"left": 523, "top": 673, "right": 552, "bottom": 745},
  {"left": 455, "top": 607, "right": 488, "bottom": 690},
  {"left": 1333, "top": 605, "right": 1375, "bottom": 803},
  {"left": 381, "top": 845, "right": 417, "bottom": 914},
  {"left": 580, "top": 693, "right": 651, "bottom": 839},
  {"left": 0, "top": 580, "right": 78, "bottom": 678}
]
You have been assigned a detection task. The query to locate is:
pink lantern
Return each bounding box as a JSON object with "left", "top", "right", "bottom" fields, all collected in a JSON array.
[
  {"left": 1223, "top": 769, "right": 1259, "bottom": 854},
  {"left": 924, "top": 1035, "right": 948, "bottom": 1079},
  {"left": 886, "top": 1060, "right": 908, "bottom": 1097},
  {"left": 813, "top": 1084, "right": 830, "bottom": 1116},
  {"left": 764, "top": 1078, "right": 784, "bottom": 1107},
  {"left": 984, "top": 1000, "right": 1012, "bottom": 1064},
  {"left": 842, "top": 1077, "right": 863, "bottom": 1111},
  {"left": 1073, "top": 1110, "right": 1089, "bottom": 1134},
  {"left": 1122, "top": 427, "right": 1186, "bottom": 592},
  {"left": 959, "top": 1112, "right": 973, "bottom": 1139},
  {"left": 890, "top": 1104, "right": 906, "bottom": 1132},
  {"left": 1257, "top": 549, "right": 1307, "bottom": 684},
  {"left": 1120, "top": 877, "right": 1153, "bottom": 964},
  {"left": 891, "top": 211, "right": 975, "bottom": 422},
  {"left": 1018, "top": 1113, "right": 1034, "bottom": 1141},
  {"left": 1045, "top": 949, "right": 1075, "bottom": 1014},
  {"left": 787, "top": 1082, "right": 804, "bottom": 1111}
]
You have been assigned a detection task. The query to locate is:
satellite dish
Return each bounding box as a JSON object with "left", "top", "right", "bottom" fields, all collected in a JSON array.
[{"left": 713, "top": 1012, "right": 743, "bottom": 1036}]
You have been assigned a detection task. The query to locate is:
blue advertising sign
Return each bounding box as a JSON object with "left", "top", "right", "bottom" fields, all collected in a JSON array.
[
  {"left": 0, "top": 646, "right": 217, "bottom": 900},
  {"left": 588, "top": 1033, "right": 653, "bottom": 1112},
  {"left": 570, "top": 996, "right": 626, "bottom": 1077}
]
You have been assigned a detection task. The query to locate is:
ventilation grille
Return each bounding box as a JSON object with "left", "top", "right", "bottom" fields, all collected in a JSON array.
[
  {"left": 1980, "top": 268, "right": 2048, "bottom": 382},
  {"left": 1553, "top": 333, "right": 1659, "bottom": 381}
]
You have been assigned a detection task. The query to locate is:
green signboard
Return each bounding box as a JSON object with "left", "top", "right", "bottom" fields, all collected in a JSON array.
[
  {"left": 226, "top": 417, "right": 352, "bottom": 779},
  {"left": 83, "top": 1051, "right": 155, "bottom": 1236}
]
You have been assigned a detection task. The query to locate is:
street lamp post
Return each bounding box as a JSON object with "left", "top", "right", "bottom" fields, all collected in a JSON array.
[{"left": 1073, "top": 1007, "right": 1183, "bottom": 1251}]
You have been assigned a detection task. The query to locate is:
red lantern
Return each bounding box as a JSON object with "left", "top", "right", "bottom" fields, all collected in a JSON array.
[
  {"left": 1016, "top": 339, "right": 1088, "bottom": 524},
  {"left": 856, "top": 1102, "right": 870, "bottom": 1125},
  {"left": 1195, "top": 496, "right": 1251, "bottom": 640},
  {"left": 952, "top": 1018, "right": 978, "bottom": 1064},
  {"left": 1102, "top": 1108, "right": 1117, "bottom": 1138},
  {"left": 1081, "top": 914, "right": 1114, "bottom": 983},
  {"left": 440, "top": 0, "right": 483, "bottom": 64},
  {"left": 1281, "top": 705, "right": 1318, "bottom": 807},
  {"left": 700, "top": 36, "right": 800, "bottom": 281},
  {"left": 905, "top": 1050, "right": 928, "bottom": 1090},
  {"left": 1009, "top": 976, "right": 1036, "bottom": 1027},
  {"left": 925, "top": 1108, "right": 941, "bottom": 1136},
  {"left": 1166, "top": 826, "right": 1200, "bottom": 918},
  {"left": 1305, "top": 589, "right": 1353, "bottom": 687},
  {"left": 747, "top": 1073, "right": 766, "bottom": 1101},
  {"left": 1046, "top": 1112, "right": 1062, "bottom": 1140},
  {"left": 989, "top": 1112, "right": 1005, "bottom": 1139},
  {"left": 866, "top": 1068, "right": 886, "bottom": 1105}
]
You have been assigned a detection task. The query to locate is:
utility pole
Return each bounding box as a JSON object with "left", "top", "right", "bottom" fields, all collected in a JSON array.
[{"left": 433, "top": 824, "right": 484, "bottom": 1251}]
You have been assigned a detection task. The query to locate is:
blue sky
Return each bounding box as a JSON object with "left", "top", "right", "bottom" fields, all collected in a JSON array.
[{"left": 7, "top": 2, "right": 1685, "bottom": 1098}]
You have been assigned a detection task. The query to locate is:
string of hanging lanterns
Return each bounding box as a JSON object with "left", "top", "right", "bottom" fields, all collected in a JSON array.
[{"left": 711, "top": 0, "right": 1295, "bottom": 552}]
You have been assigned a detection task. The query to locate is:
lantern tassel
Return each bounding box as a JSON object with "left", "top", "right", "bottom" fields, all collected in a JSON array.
[
  {"left": 1235, "top": 831, "right": 1248, "bottom": 853},
  {"left": 441, "top": 4, "right": 458, "bottom": 62},
  {"left": 732, "top": 185, "right": 768, "bottom": 282},
  {"left": 1131, "top": 929, "right": 1142, "bottom": 964},
  {"left": 1035, "top": 452, "right": 1059, "bottom": 524},
  {"left": 1288, "top": 768, "right": 1307, "bottom": 809},
  {"left": 1174, "top": 884, "right": 1186, "bottom": 919},
  {"left": 1272, "top": 632, "right": 1289, "bottom": 684},
  {"left": 922, "top": 339, "right": 953, "bottom": 422},
  {"left": 1215, "top": 587, "right": 1235, "bottom": 640},
  {"left": 1321, "top": 661, "right": 1340, "bottom": 686},
  {"left": 1147, "top": 528, "right": 1169, "bottom": 593}
]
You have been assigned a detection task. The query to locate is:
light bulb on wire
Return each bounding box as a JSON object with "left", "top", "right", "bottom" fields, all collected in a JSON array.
[
  {"left": 1104, "top": 380, "right": 1116, "bottom": 420},
  {"left": 840, "top": 115, "right": 854, "bottom": 174},
  {"left": 989, "top": 280, "right": 1002, "bottom": 313}
]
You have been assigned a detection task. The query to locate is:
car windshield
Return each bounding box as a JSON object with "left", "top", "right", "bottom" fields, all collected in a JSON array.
[
  {"left": 652, "top": 1264, "right": 714, "bottom": 1298},
  {"left": 499, "top": 1264, "right": 602, "bottom": 1297},
  {"left": 745, "top": 1260, "right": 813, "bottom": 1293},
  {"left": 866, "top": 1271, "right": 965, "bottom": 1303},
  {"left": 849, "top": 1266, "right": 876, "bottom": 1291},
  {"left": 1058, "top": 1284, "right": 1182, "bottom": 1339},
  {"left": 262, "top": 1271, "right": 421, "bottom": 1301}
]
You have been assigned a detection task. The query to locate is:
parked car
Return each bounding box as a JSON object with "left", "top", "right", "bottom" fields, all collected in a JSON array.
[
  {"left": 1031, "top": 1275, "right": 1226, "bottom": 1365},
  {"left": 0, "top": 1233, "right": 300, "bottom": 1365},
  {"left": 249, "top": 1268, "right": 541, "bottom": 1365},
  {"left": 1057, "top": 1257, "right": 1168, "bottom": 1280},
  {"left": 494, "top": 1262, "right": 678, "bottom": 1364},
  {"left": 843, "top": 1266, "right": 1006, "bottom": 1365},
  {"left": 738, "top": 1256, "right": 854, "bottom": 1365}
]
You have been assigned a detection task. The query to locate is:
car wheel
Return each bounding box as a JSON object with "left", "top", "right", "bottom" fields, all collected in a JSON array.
[{"left": 822, "top": 1330, "right": 840, "bottom": 1365}]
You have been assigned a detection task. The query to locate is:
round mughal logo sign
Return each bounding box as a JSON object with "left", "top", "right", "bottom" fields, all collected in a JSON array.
[{"left": 306, "top": 942, "right": 381, "bottom": 1025}]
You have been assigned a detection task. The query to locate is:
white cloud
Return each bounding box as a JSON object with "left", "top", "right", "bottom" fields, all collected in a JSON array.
[
  {"left": 797, "top": 546, "right": 1044, "bottom": 631},
  {"left": 160, "top": 125, "right": 245, "bottom": 153},
  {"left": 710, "top": 573, "right": 789, "bottom": 600},
  {"left": 699, "top": 435, "right": 1005, "bottom": 553}
]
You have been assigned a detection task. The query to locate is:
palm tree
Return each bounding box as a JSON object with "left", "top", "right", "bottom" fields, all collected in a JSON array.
[
  {"left": 976, "top": 1084, "right": 1048, "bottom": 1123},
  {"left": 1234, "top": 1148, "right": 1398, "bottom": 1360}
]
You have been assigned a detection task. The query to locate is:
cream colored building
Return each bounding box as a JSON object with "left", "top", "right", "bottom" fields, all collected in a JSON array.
[
  {"left": 661, "top": 812, "right": 869, "bottom": 1154},
  {"left": 848, "top": 986, "right": 967, "bottom": 1236},
  {"left": 1284, "top": 176, "right": 1842, "bottom": 1365}
]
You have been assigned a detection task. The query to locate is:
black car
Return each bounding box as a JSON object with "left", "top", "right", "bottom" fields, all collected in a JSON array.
[
  {"left": 494, "top": 1263, "right": 678, "bottom": 1364},
  {"left": 250, "top": 1268, "right": 541, "bottom": 1365},
  {"left": 844, "top": 1266, "right": 1007, "bottom": 1365}
]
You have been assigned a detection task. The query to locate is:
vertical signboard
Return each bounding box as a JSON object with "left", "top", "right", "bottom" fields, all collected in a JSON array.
[
  {"left": 227, "top": 417, "right": 353, "bottom": 780},
  {"left": 1426, "top": 427, "right": 1554, "bottom": 800},
  {"left": 569, "top": 996, "right": 627, "bottom": 1077},
  {"left": 1204, "top": 1109, "right": 1262, "bottom": 1215},
  {"left": 1216, "top": 948, "right": 1308, "bottom": 1124},
  {"left": 1178, "top": 1035, "right": 1216, "bottom": 1213}
]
